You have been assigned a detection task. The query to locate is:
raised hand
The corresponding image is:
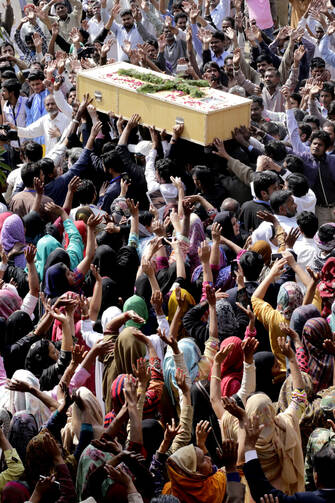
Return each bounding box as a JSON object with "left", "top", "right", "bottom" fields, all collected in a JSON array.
[
  {"left": 132, "top": 357, "right": 150, "bottom": 387},
  {"left": 277, "top": 336, "right": 295, "bottom": 360},
  {"left": 175, "top": 367, "right": 190, "bottom": 393},
  {"left": 196, "top": 420, "right": 212, "bottom": 451},
  {"left": 213, "top": 343, "right": 234, "bottom": 365},
  {"left": 198, "top": 240, "right": 211, "bottom": 263}
]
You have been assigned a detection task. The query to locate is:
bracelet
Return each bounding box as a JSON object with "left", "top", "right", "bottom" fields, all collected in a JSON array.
[
  {"left": 72, "top": 119, "right": 80, "bottom": 124},
  {"left": 210, "top": 375, "right": 221, "bottom": 382},
  {"left": 0, "top": 263, "right": 7, "bottom": 271}
]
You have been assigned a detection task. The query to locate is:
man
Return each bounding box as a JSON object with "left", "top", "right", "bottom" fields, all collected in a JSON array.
[
  {"left": 109, "top": 7, "right": 146, "bottom": 62},
  {"left": 286, "top": 94, "right": 335, "bottom": 224},
  {"left": 286, "top": 173, "right": 316, "bottom": 214},
  {"left": 208, "top": 31, "right": 230, "bottom": 67},
  {"left": 24, "top": 71, "right": 49, "bottom": 145},
  {"left": 293, "top": 211, "right": 318, "bottom": 274},
  {"left": 14, "top": 15, "right": 47, "bottom": 65},
  {"left": 1, "top": 79, "right": 28, "bottom": 147},
  {"left": 70, "top": 179, "right": 107, "bottom": 222},
  {"left": 161, "top": 24, "right": 187, "bottom": 73},
  {"left": 240, "top": 171, "right": 279, "bottom": 232},
  {"left": 243, "top": 415, "right": 335, "bottom": 502},
  {"left": 252, "top": 190, "right": 300, "bottom": 250},
  {"left": 9, "top": 162, "right": 53, "bottom": 219},
  {"left": 45, "top": 0, "right": 82, "bottom": 42},
  {"left": 14, "top": 95, "right": 67, "bottom": 155},
  {"left": 208, "top": 0, "right": 230, "bottom": 31}
]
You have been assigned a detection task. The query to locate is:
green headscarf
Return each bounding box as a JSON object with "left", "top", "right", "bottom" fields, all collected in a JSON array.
[
  {"left": 35, "top": 235, "right": 62, "bottom": 281},
  {"left": 123, "top": 295, "right": 148, "bottom": 328}
]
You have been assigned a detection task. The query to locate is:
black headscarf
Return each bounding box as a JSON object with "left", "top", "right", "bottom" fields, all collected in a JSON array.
[
  {"left": 25, "top": 339, "right": 55, "bottom": 378},
  {"left": 5, "top": 311, "right": 34, "bottom": 347},
  {"left": 42, "top": 248, "right": 71, "bottom": 288},
  {"left": 93, "top": 245, "right": 117, "bottom": 278},
  {"left": 142, "top": 419, "right": 164, "bottom": 465},
  {"left": 23, "top": 211, "right": 45, "bottom": 245},
  {"left": 214, "top": 211, "right": 236, "bottom": 242},
  {"left": 254, "top": 351, "right": 278, "bottom": 401}
]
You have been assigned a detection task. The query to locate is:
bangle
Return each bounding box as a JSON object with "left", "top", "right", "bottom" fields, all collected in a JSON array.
[
  {"left": 211, "top": 375, "right": 221, "bottom": 382},
  {"left": 72, "top": 119, "right": 79, "bottom": 124}
]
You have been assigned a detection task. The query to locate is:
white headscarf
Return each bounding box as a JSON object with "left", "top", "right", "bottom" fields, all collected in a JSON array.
[{"left": 101, "top": 306, "right": 123, "bottom": 332}]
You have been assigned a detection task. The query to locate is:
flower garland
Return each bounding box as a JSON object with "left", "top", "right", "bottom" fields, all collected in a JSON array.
[{"left": 117, "top": 68, "right": 210, "bottom": 98}]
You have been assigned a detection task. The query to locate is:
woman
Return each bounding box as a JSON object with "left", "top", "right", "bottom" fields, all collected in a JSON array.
[
  {"left": 0, "top": 286, "right": 23, "bottom": 320},
  {"left": 318, "top": 257, "right": 335, "bottom": 317},
  {"left": 300, "top": 317, "right": 334, "bottom": 392},
  {"left": 217, "top": 336, "right": 243, "bottom": 397},
  {"left": 62, "top": 386, "right": 104, "bottom": 453},
  {"left": 2, "top": 311, "right": 34, "bottom": 378},
  {"left": 1, "top": 214, "right": 26, "bottom": 268},
  {"left": 162, "top": 444, "right": 226, "bottom": 503},
  {"left": 44, "top": 262, "right": 82, "bottom": 301},
  {"left": 23, "top": 211, "right": 45, "bottom": 245},
  {"left": 254, "top": 351, "right": 282, "bottom": 402},
  {"left": 123, "top": 295, "right": 148, "bottom": 328},
  {"left": 213, "top": 211, "right": 243, "bottom": 263}
]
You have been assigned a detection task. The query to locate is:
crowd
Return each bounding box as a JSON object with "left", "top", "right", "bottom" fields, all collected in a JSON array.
[{"left": 1, "top": 0, "right": 335, "bottom": 501}]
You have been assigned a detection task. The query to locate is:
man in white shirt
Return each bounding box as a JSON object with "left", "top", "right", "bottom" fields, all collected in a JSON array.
[
  {"left": 111, "top": 7, "right": 145, "bottom": 61},
  {"left": 14, "top": 95, "right": 68, "bottom": 155},
  {"left": 293, "top": 211, "right": 318, "bottom": 274},
  {"left": 1, "top": 79, "right": 28, "bottom": 148},
  {"left": 252, "top": 189, "right": 301, "bottom": 251}
]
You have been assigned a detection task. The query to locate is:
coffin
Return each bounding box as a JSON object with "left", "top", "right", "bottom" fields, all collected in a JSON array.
[{"left": 77, "top": 62, "right": 251, "bottom": 145}]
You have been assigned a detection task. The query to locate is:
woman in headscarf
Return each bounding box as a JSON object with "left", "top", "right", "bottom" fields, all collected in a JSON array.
[
  {"left": 244, "top": 390, "right": 306, "bottom": 494},
  {"left": 0, "top": 285, "right": 23, "bottom": 321},
  {"left": 2, "top": 311, "right": 34, "bottom": 378},
  {"left": 44, "top": 263, "right": 81, "bottom": 301},
  {"left": 162, "top": 444, "right": 227, "bottom": 503},
  {"left": 62, "top": 386, "right": 104, "bottom": 453},
  {"left": 123, "top": 295, "right": 148, "bottom": 328},
  {"left": 168, "top": 288, "right": 196, "bottom": 337},
  {"left": 92, "top": 244, "right": 117, "bottom": 278},
  {"left": 300, "top": 317, "right": 334, "bottom": 392},
  {"left": 1, "top": 214, "right": 26, "bottom": 268},
  {"left": 23, "top": 211, "right": 45, "bottom": 245},
  {"left": 1, "top": 481, "right": 31, "bottom": 503},
  {"left": 65, "top": 221, "right": 87, "bottom": 255},
  {"left": 250, "top": 240, "right": 272, "bottom": 282},
  {"left": 254, "top": 351, "right": 282, "bottom": 402},
  {"left": 217, "top": 336, "right": 243, "bottom": 397},
  {"left": 35, "top": 234, "right": 63, "bottom": 281},
  {"left": 102, "top": 327, "right": 147, "bottom": 412},
  {"left": 213, "top": 211, "right": 243, "bottom": 263},
  {"left": 7, "top": 369, "right": 51, "bottom": 429},
  {"left": 0, "top": 212, "right": 12, "bottom": 235},
  {"left": 318, "top": 257, "right": 335, "bottom": 317},
  {"left": 290, "top": 304, "right": 321, "bottom": 337},
  {"left": 312, "top": 222, "right": 335, "bottom": 273}
]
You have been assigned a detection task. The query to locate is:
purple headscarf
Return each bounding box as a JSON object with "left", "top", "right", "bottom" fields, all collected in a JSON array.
[{"left": 1, "top": 215, "right": 26, "bottom": 269}]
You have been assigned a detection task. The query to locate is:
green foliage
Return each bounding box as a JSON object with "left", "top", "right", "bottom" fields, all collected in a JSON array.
[{"left": 117, "top": 69, "right": 210, "bottom": 98}]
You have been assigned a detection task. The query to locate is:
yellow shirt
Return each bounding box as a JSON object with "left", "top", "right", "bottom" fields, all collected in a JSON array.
[{"left": 252, "top": 290, "right": 322, "bottom": 372}]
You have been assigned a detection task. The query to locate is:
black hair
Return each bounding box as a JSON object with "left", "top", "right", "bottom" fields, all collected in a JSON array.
[
  {"left": 66, "top": 86, "right": 76, "bottom": 99},
  {"left": 294, "top": 109, "right": 306, "bottom": 122},
  {"left": 155, "top": 158, "right": 178, "bottom": 183},
  {"left": 310, "top": 130, "right": 332, "bottom": 150},
  {"left": 312, "top": 444, "right": 335, "bottom": 488},
  {"left": 0, "top": 41, "right": 14, "bottom": 52},
  {"left": 270, "top": 189, "right": 292, "bottom": 214},
  {"left": 251, "top": 95, "right": 264, "bottom": 107},
  {"left": 139, "top": 211, "right": 154, "bottom": 227},
  {"left": 147, "top": 38, "right": 158, "bottom": 49},
  {"left": 239, "top": 251, "right": 264, "bottom": 281},
  {"left": 101, "top": 142, "right": 115, "bottom": 154},
  {"left": 318, "top": 223, "right": 335, "bottom": 243},
  {"left": 286, "top": 173, "right": 309, "bottom": 198},
  {"left": 120, "top": 8, "right": 133, "bottom": 16},
  {"left": 101, "top": 150, "right": 124, "bottom": 173},
  {"left": 296, "top": 211, "right": 318, "bottom": 238},
  {"left": 212, "top": 30, "right": 225, "bottom": 42},
  {"left": 39, "top": 158, "right": 55, "bottom": 181},
  {"left": 264, "top": 140, "right": 287, "bottom": 161},
  {"left": 256, "top": 53, "right": 273, "bottom": 64},
  {"left": 262, "top": 122, "right": 280, "bottom": 138},
  {"left": 54, "top": 1, "right": 67, "bottom": 8},
  {"left": 21, "top": 162, "right": 42, "bottom": 188},
  {"left": 222, "top": 16, "right": 235, "bottom": 27},
  {"left": 253, "top": 171, "right": 279, "bottom": 200},
  {"left": 75, "top": 179, "right": 96, "bottom": 204},
  {"left": 191, "top": 165, "right": 214, "bottom": 189},
  {"left": 27, "top": 70, "right": 44, "bottom": 81},
  {"left": 321, "top": 82, "right": 335, "bottom": 97},
  {"left": 304, "top": 115, "right": 320, "bottom": 128},
  {"left": 311, "top": 56, "right": 326, "bottom": 69},
  {"left": 174, "top": 11, "right": 188, "bottom": 22},
  {"left": 21, "top": 141, "right": 43, "bottom": 163},
  {"left": 171, "top": 1, "right": 184, "bottom": 10},
  {"left": 2, "top": 78, "right": 21, "bottom": 98},
  {"left": 0, "top": 69, "right": 16, "bottom": 79},
  {"left": 284, "top": 154, "right": 304, "bottom": 174},
  {"left": 25, "top": 34, "right": 34, "bottom": 44},
  {"left": 298, "top": 122, "right": 312, "bottom": 141},
  {"left": 79, "top": 28, "right": 89, "bottom": 43},
  {"left": 290, "top": 92, "right": 302, "bottom": 106}
]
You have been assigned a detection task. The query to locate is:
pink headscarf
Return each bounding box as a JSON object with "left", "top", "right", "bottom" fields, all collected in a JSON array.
[
  {"left": 219, "top": 336, "right": 243, "bottom": 397},
  {"left": 0, "top": 287, "right": 22, "bottom": 319}
]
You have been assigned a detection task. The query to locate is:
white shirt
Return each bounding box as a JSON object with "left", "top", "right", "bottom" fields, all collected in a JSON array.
[
  {"left": 2, "top": 96, "right": 28, "bottom": 147},
  {"left": 293, "top": 236, "right": 317, "bottom": 275},
  {"left": 144, "top": 149, "right": 178, "bottom": 204},
  {"left": 17, "top": 112, "right": 68, "bottom": 155},
  {"left": 294, "top": 189, "right": 317, "bottom": 215},
  {"left": 111, "top": 21, "right": 144, "bottom": 62},
  {"left": 252, "top": 214, "right": 300, "bottom": 252}
]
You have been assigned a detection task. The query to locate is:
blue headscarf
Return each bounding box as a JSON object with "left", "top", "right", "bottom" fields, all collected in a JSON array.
[{"left": 163, "top": 337, "right": 201, "bottom": 404}]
